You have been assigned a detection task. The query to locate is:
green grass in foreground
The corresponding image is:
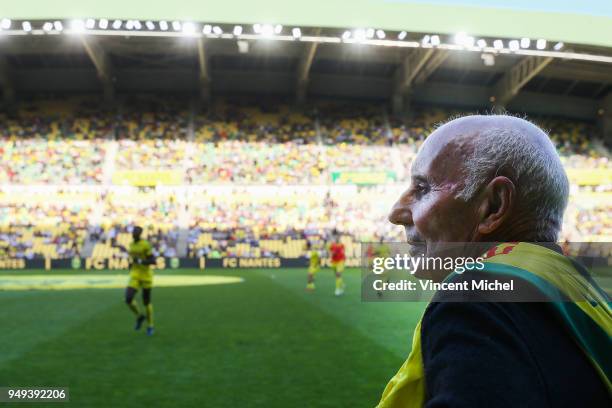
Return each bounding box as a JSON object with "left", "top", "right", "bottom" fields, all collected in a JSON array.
[{"left": 0, "top": 268, "right": 425, "bottom": 407}]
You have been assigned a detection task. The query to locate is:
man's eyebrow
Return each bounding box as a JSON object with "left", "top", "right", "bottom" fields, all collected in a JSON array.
[{"left": 411, "top": 174, "right": 428, "bottom": 183}]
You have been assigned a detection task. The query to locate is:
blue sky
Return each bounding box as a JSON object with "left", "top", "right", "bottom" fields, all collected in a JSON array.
[{"left": 387, "top": 1, "right": 612, "bottom": 17}]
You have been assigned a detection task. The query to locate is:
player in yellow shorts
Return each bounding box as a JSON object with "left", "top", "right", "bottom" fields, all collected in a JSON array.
[
  {"left": 124, "top": 226, "right": 156, "bottom": 336},
  {"left": 305, "top": 241, "right": 321, "bottom": 291}
]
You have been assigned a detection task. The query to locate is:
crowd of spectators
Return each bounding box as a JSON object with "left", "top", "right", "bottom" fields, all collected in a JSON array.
[
  {"left": 538, "top": 117, "right": 603, "bottom": 157},
  {"left": 116, "top": 139, "right": 189, "bottom": 171},
  {"left": 195, "top": 100, "right": 317, "bottom": 143},
  {"left": 88, "top": 224, "right": 180, "bottom": 259},
  {"left": 0, "top": 200, "right": 90, "bottom": 259},
  {"left": 87, "top": 190, "right": 182, "bottom": 258},
  {"left": 0, "top": 97, "right": 113, "bottom": 140},
  {"left": 0, "top": 139, "right": 106, "bottom": 184},
  {"left": 0, "top": 182, "right": 609, "bottom": 260},
  {"left": 185, "top": 186, "right": 404, "bottom": 258},
  {"left": 0, "top": 97, "right": 111, "bottom": 184},
  {"left": 0, "top": 97, "right": 609, "bottom": 259},
  {"left": 114, "top": 96, "right": 189, "bottom": 140},
  {"left": 184, "top": 142, "right": 400, "bottom": 184},
  {"left": 1, "top": 98, "right": 608, "bottom": 185}
]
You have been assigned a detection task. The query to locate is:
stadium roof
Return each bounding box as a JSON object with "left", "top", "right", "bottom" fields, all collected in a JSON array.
[{"left": 1, "top": 24, "right": 611, "bottom": 122}]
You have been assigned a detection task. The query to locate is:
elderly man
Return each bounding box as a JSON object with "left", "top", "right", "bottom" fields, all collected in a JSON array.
[{"left": 378, "top": 116, "right": 610, "bottom": 407}]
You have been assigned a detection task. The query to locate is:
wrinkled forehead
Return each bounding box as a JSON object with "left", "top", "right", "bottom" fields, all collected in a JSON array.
[{"left": 411, "top": 124, "right": 477, "bottom": 180}]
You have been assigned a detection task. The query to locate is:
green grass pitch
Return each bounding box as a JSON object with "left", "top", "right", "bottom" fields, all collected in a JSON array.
[{"left": 0, "top": 268, "right": 426, "bottom": 407}]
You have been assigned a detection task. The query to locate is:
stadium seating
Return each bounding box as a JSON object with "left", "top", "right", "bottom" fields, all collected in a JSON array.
[
  {"left": 0, "top": 139, "right": 106, "bottom": 184},
  {"left": 88, "top": 190, "right": 181, "bottom": 259},
  {"left": 2, "top": 98, "right": 608, "bottom": 184},
  {"left": 194, "top": 99, "right": 317, "bottom": 143},
  {"left": 0, "top": 98, "right": 610, "bottom": 259},
  {"left": 115, "top": 95, "right": 190, "bottom": 140},
  {"left": 0, "top": 191, "right": 94, "bottom": 259}
]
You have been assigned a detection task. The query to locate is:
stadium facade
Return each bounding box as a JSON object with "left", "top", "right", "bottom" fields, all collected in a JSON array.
[{"left": 0, "top": 2, "right": 611, "bottom": 266}]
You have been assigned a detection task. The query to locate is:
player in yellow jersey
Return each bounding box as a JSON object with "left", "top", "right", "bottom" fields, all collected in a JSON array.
[
  {"left": 124, "top": 226, "right": 155, "bottom": 336},
  {"left": 305, "top": 241, "right": 321, "bottom": 291}
]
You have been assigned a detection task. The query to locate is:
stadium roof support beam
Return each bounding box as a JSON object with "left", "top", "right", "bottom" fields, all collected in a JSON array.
[
  {"left": 392, "top": 49, "right": 448, "bottom": 114},
  {"left": 80, "top": 36, "right": 114, "bottom": 102},
  {"left": 0, "top": 55, "right": 15, "bottom": 105},
  {"left": 296, "top": 29, "right": 321, "bottom": 104},
  {"left": 196, "top": 38, "right": 211, "bottom": 102},
  {"left": 493, "top": 55, "right": 553, "bottom": 108},
  {"left": 413, "top": 50, "right": 448, "bottom": 86}
]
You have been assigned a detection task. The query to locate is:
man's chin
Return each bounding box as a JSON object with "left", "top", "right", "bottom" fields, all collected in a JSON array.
[
  {"left": 413, "top": 266, "right": 449, "bottom": 282},
  {"left": 405, "top": 239, "right": 426, "bottom": 254},
  {"left": 409, "top": 241, "right": 468, "bottom": 282},
  {"left": 405, "top": 242, "right": 445, "bottom": 281}
]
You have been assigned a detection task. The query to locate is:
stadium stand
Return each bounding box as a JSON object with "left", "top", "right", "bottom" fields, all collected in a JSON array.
[
  {"left": 194, "top": 99, "right": 317, "bottom": 143},
  {"left": 0, "top": 190, "right": 94, "bottom": 259},
  {"left": 0, "top": 139, "right": 106, "bottom": 184},
  {"left": 0, "top": 98, "right": 610, "bottom": 260}
]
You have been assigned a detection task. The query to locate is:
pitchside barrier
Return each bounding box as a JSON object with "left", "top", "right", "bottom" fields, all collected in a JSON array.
[
  {"left": 0, "top": 255, "right": 606, "bottom": 271},
  {"left": 0, "top": 257, "right": 363, "bottom": 271}
]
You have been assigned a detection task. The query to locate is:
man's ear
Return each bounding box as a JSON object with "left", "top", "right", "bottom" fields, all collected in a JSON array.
[{"left": 476, "top": 176, "right": 515, "bottom": 235}]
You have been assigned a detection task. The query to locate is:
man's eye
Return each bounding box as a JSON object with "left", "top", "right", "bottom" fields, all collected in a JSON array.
[{"left": 413, "top": 183, "right": 429, "bottom": 194}]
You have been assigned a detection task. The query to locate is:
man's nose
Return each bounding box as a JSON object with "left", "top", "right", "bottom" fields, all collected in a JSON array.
[{"left": 388, "top": 194, "right": 413, "bottom": 226}]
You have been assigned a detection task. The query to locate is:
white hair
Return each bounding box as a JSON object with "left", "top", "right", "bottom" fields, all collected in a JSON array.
[{"left": 456, "top": 125, "right": 569, "bottom": 242}]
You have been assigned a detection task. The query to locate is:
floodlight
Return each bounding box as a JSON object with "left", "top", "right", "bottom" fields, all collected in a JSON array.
[
  {"left": 70, "top": 19, "right": 85, "bottom": 32},
  {"left": 454, "top": 32, "right": 467, "bottom": 45},
  {"left": 261, "top": 24, "right": 273, "bottom": 36},
  {"left": 353, "top": 28, "right": 366, "bottom": 42},
  {"left": 182, "top": 22, "right": 195, "bottom": 34},
  {"left": 536, "top": 39, "right": 546, "bottom": 49},
  {"left": 520, "top": 38, "right": 530, "bottom": 48}
]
